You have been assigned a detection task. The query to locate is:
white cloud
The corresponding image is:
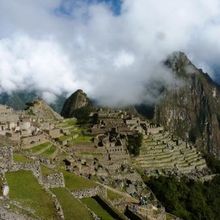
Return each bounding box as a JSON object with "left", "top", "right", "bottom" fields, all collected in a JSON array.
[
  {"left": 0, "top": 0, "right": 220, "bottom": 106},
  {"left": 113, "top": 51, "right": 135, "bottom": 69}
]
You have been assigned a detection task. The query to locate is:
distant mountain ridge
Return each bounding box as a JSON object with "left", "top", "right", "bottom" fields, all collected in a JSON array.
[{"left": 0, "top": 91, "right": 66, "bottom": 113}]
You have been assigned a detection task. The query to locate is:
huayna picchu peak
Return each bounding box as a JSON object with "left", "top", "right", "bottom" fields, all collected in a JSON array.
[
  {"left": 155, "top": 52, "right": 220, "bottom": 158},
  {"left": 61, "top": 89, "right": 92, "bottom": 118}
]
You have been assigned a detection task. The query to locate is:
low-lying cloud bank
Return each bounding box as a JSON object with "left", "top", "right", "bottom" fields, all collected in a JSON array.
[{"left": 0, "top": 0, "right": 220, "bottom": 105}]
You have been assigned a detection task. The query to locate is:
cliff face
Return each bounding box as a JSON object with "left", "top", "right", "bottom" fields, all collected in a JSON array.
[
  {"left": 61, "top": 89, "right": 91, "bottom": 118},
  {"left": 155, "top": 52, "right": 220, "bottom": 158}
]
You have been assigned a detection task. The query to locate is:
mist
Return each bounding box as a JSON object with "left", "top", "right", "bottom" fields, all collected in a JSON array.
[{"left": 0, "top": 0, "right": 220, "bottom": 106}]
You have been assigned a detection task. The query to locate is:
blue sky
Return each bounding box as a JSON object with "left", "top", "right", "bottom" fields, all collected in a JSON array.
[
  {"left": 57, "top": 0, "right": 122, "bottom": 17},
  {"left": 92, "top": 0, "right": 122, "bottom": 14}
]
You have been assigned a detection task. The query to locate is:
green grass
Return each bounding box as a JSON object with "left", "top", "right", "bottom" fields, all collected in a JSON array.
[
  {"left": 13, "top": 153, "right": 32, "bottom": 163},
  {"left": 59, "top": 133, "right": 92, "bottom": 145},
  {"left": 41, "top": 165, "right": 56, "bottom": 176},
  {"left": 58, "top": 135, "right": 72, "bottom": 142},
  {"left": 41, "top": 145, "right": 57, "bottom": 157},
  {"left": 51, "top": 188, "right": 93, "bottom": 220},
  {"left": 82, "top": 197, "right": 114, "bottom": 220},
  {"left": 70, "top": 135, "right": 92, "bottom": 144},
  {"left": 64, "top": 118, "right": 77, "bottom": 126},
  {"left": 107, "top": 190, "right": 122, "bottom": 201},
  {"left": 28, "top": 142, "right": 51, "bottom": 154},
  {"left": 6, "top": 170, "right": 57, "bottom": 219},
  {"left": 62, "top": 170, "right": 97, "bottom": 191},
  {"left": 57, "top": 118, "right": 77, "bottom": 128}
]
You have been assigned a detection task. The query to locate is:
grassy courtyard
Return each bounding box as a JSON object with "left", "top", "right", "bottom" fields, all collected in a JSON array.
[
  {"left": 6, "top": 170, "right": 57, "bottom": 219},
  {"left": 41, "top": 145, "right": 57, "bottom": 158},
  {"left": 62, "top": 170, "right": 97, "bottom": 191},
  {"left": 28, "top": 142, "right": 51, "bottom": 154}
]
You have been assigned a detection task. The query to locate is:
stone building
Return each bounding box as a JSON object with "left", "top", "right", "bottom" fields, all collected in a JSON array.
[
  {"left": 46, "top": 128, "right": 62, "bottom": 139},
  {"left": 21, "top": 133, "right": 47, "bottom": 148}
]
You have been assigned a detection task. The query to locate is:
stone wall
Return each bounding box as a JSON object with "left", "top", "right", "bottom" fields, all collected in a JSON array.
[
  {"left": 0, "top": 146, "right": 13, "bottom": 172},
  {"left": 46, "top": 129, "right": 61, "bottom": 139},
  {"left": 0, "top": 206, "right": 33, "bottom": 220},
  {"left": 0, "top": 115, "right": 19, "bottom": 123},
  {"left": 147, "top": 127, "right": 164, "bottom": 135},
  {"left": 46, "top": 188, "right": 64, "bottom": 219},
  {"left": 10, "top": 161, "right": 42, "bottom": 184},
  {"left": 127, "top": 204, "right": 166, "bottom": 220},
  {"left": 72, "top": 186, "right": 107, "bottom": 199},
  {"left": 21, "top": 134, "right": 47, "bottom": 148},
  {"left": 70, "top": 144, "right": 96, "bottom": 152},
  {"left": 42, "top": 173, "right": 65, "bottom": 188}
]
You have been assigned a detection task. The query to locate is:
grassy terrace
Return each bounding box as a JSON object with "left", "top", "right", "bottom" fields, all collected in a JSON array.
[
  {"left": 51, "top": 188, "right": 93, "bottom": 220},
  {"left": 70, "top": 134, "right": 92, "bottom": 144},
  {"left": 57, "top": 118, "right": 77, "bottom": 128},
  {"left": 41, "top": 145, "right": 57, "bottom": 158},
  {"left": 56, "top": 118, "right": 93, "bottom": 145},
  {"left": 41, "top": 165, "right": 56, "bottom": 176},
  {"left": 107, "top": 189, "right": 123, "bottom": 201},
  {"left": 82, "top": 197, "right": 114, "bottom": 220},
  {"left": 58, "top": 135, "right": 73, "bottom": 141},
  {"left": 27, "top": 142, "right": 51, "bottom": 154},
  {"left": 13, "top": 153, "right": 32, "bottom": 163},
  {"left": 62, "top": 170, "right": 97, "bottom": 191},
  {"left": 58, "top": 132, "right": 92, "bottom": 145},
  {"left": 6, "top": 170, "right": 57, "bottom": 219}
]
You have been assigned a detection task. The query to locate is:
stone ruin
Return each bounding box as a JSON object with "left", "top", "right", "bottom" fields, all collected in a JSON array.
[
  {"left": 72, "top": 186, "right": 107, "bottom": 199},
  {"left": 0, "top": 146, "right": 13, "bottom": 172},
  {"left": 42, "top": 172, "right": 65, "bottom": 188}
]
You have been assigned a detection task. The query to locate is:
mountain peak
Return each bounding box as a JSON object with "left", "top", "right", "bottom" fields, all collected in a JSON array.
[
  {"left": 61, "top": 89, "right": 91, "bottom": 118},
  {"left": 165, "top": 51, "right": 199, "bottom": 76}
]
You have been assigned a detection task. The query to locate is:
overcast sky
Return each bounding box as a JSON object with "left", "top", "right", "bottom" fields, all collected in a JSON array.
[{"left": 0, "top": 0, "right": 220, "bottom": 105}]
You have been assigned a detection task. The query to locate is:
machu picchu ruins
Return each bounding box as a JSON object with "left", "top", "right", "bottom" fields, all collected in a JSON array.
[{"left": 0, "top": 94, "right": 215, "bottom": 220}]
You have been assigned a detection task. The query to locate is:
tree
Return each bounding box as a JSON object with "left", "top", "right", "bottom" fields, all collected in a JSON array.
[{"left": 127, "top": 133, "right": 143, "bottom": 156}]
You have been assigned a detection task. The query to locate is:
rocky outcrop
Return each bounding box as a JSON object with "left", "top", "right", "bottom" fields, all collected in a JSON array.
[
  {"left": 61, "top": 89, "right": 91, "bottom": 118},
  {"left": 154, "top": 52, "right": 220, "bottom": 158}
]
